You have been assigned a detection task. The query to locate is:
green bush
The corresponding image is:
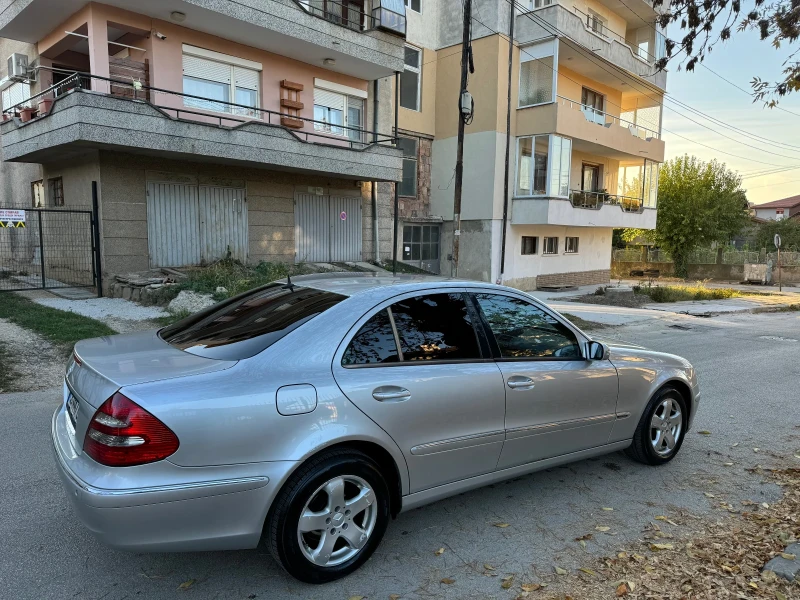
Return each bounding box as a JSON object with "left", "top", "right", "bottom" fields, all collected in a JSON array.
[{"left": 633, "top": 282, "right": 747, "bottom": 303}]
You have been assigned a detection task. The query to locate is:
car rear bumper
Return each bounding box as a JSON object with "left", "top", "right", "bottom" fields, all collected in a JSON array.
[{"left": 51, "top": 405, "right": 296, "bottom": 552}]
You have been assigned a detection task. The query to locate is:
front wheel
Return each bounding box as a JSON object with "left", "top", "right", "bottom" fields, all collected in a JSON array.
[
  {"left": 266, "top": 449, "right": 390, "bottom": 583},
  {"left": 625, "top": 386, "right": 687, "bottom": 465}
]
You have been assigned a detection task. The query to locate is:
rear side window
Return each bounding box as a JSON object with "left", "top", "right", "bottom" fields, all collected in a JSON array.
[
  {"left": 474, "top": 293, "right": 581, "bottom": 359},
  {"left": 160, "top": 284, "right": 346, "bottom": 360},
  {"left": 342, "top": 309, "right": 400, "bottom": 366},
  {"left": 391, "top": 293, "right": 481, "bottom": 362}
]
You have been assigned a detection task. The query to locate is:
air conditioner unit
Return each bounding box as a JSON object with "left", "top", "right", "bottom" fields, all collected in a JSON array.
[{"left": 8, "top": 53, "right": 29, "bottom": 81}]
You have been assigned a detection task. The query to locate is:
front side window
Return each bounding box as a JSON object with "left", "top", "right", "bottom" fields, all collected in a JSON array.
[
  {"left": 474, "top": 294, "right": 581, "bottom": 359},
  {"left": 391, "top": 293, "right": 480, "bottom": 362},
  {"left": 400, "top": 45, "right": 421, "bottom": 111},
  {"left": 397, "top": 137, "right": 418, "bottom": 196},
  {"left": 402, "top": 225, "right": 439, "bottom": 260},
  {"left": 160, "top": 284, "right": 346, "bottom": 360},
  {"left": 565, "top": 236, "right": 579, "bottom": 253},
  {"left": 342, "top": 309, "right": 399, "bottom": 365},
  {"left": 183, "top": 53, "right": 260, "bottom": 116},
  {"left": 543, "top": 236, "right": 558, "bottom": 255},
  {"left": 49, "top": 177, "right": 64, "bottom": 207},
  {"left": 521, "top": 236, "right": 538, "bottom": 255}
]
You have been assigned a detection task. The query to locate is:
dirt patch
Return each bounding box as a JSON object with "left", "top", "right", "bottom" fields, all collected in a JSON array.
[
  {"left": 0, "top": 317, "right": 65, "bottom": 393},
  {"left": 571, "top": 293, "right": 651, "bottom": 309}
]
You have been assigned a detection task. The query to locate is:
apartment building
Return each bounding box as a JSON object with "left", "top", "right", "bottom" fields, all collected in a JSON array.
[
  {"left": 395, "top": 0, "right": 666, "bottom": 288},
  {"left": 0, "top": 0, "right": 406, "bottom": 289}
]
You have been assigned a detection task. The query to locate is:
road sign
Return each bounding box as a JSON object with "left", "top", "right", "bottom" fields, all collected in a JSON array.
[
  {"left": 775, "top": 233, "right": 782, "bottom": 248},
  {"left": 0, "top": 209, "right": 25, "bottom": 228}
]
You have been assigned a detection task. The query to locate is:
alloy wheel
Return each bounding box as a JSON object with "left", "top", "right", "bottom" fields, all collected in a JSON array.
[
  {"left": 649, "top": 397, "right": 683, "bottom": 457},
  {"left": 297, "top": 475, "right": 378, "bottom": 567}
]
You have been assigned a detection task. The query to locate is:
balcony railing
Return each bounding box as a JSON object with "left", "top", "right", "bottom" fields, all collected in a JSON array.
[
  {"left": 295, "top": 0, "right": 406, "bottom": 35},
  {"left": 570, "top": 189, "right": 644, "bottom": 213},
  {"left": 571, "top": 7, "right": 665, "bottom": 65},
  {"left": 2, "top": 72, "right": 398, "bottom": 150},
  {"left": 557, "top": 95, "right": 661, "bottom": 140}
]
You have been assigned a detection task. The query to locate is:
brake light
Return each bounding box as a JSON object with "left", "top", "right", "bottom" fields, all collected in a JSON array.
[{"left": 83, "top": 393, "right": 179, "bottom": 467}]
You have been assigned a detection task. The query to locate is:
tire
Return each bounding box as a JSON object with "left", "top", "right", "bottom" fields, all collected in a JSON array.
[
  {"left": 266, "top": 448, "right": 391, "bottom": 583},
  {"left": 625, "top": 386, "right": 688, "bottom": 466}
]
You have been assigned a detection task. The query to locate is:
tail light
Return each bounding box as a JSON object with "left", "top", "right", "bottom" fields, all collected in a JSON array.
[{"left": 83, "top": 393, "right": 179, "bottom": 467}]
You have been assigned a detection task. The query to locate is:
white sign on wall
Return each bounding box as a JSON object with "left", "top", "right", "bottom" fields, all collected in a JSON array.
[{"left": 0, "top": 209, "right": 26, "bottom": 228}]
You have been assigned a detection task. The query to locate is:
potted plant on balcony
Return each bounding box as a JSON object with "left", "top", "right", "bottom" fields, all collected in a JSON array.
[
  {"left": 19, "top": 105, "right": 36, "bottom": 122},
  {"left": 38, "top": 96, "right": 55, "bottom": 115}
]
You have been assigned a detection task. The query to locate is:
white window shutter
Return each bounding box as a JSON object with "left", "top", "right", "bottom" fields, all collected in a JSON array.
[
  {"left": 234, "top": 67, "right": 259, "bottom": 91},
  {"left": 314, "top": 88, "right": 345, "bottom": 112},
  {"left": 183, "top": 55, "right": 232, "bottom": 84}
]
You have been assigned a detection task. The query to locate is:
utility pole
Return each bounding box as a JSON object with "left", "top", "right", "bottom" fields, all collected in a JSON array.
[{"left": 451, "top": 0, "right": 472, "bottom": 277}]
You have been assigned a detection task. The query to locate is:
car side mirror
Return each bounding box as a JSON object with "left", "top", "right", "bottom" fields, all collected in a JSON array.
[{"left": 587, "top": 341, "right": 606, "bottom": 361}]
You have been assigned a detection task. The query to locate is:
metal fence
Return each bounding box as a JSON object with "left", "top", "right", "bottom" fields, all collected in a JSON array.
[
  {"left": 614, "top": 247, "right": 800, "bottom": 268},
  {"left": 0, "top": 207, "right": 100, "bottom": 293}
]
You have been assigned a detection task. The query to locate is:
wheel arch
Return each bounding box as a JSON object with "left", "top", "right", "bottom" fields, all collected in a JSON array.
[{"left": 655, "top": 377, "right": 693, "bottom": 423}]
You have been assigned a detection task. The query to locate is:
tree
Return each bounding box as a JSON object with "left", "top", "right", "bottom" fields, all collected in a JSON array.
[
  {"left": 654, "top": 0, "right": 799, "bottom": 104},
  {"left": 635, "top": 156, "right": 749, "bottom": 278},
  {"left": 754, "top": 217, "right": 800, "bottom": 250}
]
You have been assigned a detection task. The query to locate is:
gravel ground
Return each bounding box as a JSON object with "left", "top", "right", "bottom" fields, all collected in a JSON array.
[
  {"left": 30, "top": 296, "right": 168, "bottom": 321},
  {"left": 0, "top": 318, "right": 64, "bottom": 392},
  {"left": 0, "top": 312, "right": 798, "bottom": 599}
]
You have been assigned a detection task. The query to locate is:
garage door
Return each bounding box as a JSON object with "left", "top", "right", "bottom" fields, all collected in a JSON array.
[
  {"left": 295, "top": 193, "right": 362, "bottom": 263},
  {"left": 147, "top": 183, "right": 248, "bottom": 268}
]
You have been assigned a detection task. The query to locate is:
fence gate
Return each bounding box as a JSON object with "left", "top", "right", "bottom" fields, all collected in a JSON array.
[
  {"left": 0, "top": 207, "right": 99, "bottom": 293},
  {"left": 295, "top": 193, "right": 362, "bottom": 263}
]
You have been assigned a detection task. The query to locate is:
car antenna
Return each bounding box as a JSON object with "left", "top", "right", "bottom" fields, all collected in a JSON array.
[{"left": 283, "top": 272, "right": 295, "bottom": 292}]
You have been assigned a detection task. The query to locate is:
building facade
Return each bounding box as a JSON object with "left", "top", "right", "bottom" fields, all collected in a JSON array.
[
  {"left": 752, "top": 196, "right": 800, "bottom": 221},
  {"left": 394, "top": 0, "right": 666, "bottom": 288},
  {"left": 0, "top": 0, "right": 406, "bottom": 288}
]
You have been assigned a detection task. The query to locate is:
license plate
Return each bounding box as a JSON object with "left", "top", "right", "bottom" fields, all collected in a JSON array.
[{"left": 66, "top": 393, "right": 79, "bottom": 431}]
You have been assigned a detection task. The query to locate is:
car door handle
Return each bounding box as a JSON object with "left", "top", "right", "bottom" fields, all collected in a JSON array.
[
  {"left": 372, "top": 387, "right": 411, "bottom": 402},
  {"left": 507, "top": 377, "right": 535, "bottom": 390}
]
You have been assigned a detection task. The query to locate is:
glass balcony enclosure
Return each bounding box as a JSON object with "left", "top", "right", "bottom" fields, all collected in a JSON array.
[{"left": 516, "top": 134, "right": 572, "bottom": 198}]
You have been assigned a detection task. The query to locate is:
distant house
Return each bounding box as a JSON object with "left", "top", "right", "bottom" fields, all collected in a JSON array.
[{"left": 752, "top": 196, "right": 800, "bottom": 221}]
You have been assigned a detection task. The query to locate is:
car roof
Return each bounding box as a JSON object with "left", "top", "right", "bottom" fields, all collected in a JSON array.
[{"left": 284, "top": 273, "right": 514, "bottom": 299}]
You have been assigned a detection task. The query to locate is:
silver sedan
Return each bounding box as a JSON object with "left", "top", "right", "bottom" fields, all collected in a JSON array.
[{"left": 52, "top": 275, "right": 699, "bottom": 583}]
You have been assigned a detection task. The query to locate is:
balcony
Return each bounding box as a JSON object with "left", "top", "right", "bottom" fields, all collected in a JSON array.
[
  {"left": 0, "top": 74, "right": 403, "bottom": 182},
  {"left": 511, "top": 196, "right": 657, "bottom": 228},
  {"left": 0, "top": 0, "right": 405, "bottom": 79},
  {"left": 515, "top": 4, "right": 667, "bottom": 90}
]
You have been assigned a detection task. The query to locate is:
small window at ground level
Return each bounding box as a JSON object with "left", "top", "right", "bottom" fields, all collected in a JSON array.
[
  {"left": 543, "top": 236, "right": 558, "bottom": 255},
  {"left": 49, "top": 177, "right": 64, "bottom": 207},
  {"left": 342, "top": 309, "right": 399, "bottom": 365},
  {"left": 391, "top": 293, "right": 480, "bottom": 362},
  {"left": 403, "top": 224, "right": 439, "bottom": 261},
  {"left": 160, "top": 284, "right": 346, "bottom": 360},
  {"left": 474, "top": 294, "right": 582, "bottom": 359},
  {"left": 565, "top": 237, "right": 579, "bottom": 253},
  {"left": 31, "top": 180, "right": 45, "bottom": 208},
  {"left": 521, "top": 236, "right": 538, "bottom": 255}
]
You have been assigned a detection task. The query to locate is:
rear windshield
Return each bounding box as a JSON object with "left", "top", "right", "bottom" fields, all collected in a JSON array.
[{"left": 159, "top": 283, "right": 346, "bottom": 360}]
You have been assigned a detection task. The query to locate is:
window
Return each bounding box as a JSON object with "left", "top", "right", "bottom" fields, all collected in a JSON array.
[
  {"left": 582, "top": 163, "right": 600, "bottom": 192},
  {"left": 314, "top": 85, "right": 365, "bottom": 140},
  {"left": 643, "top": 159, "right": 659, "bottom": 208},
  {"left": 182, "top": 48, "right": 260, "bottom": 117},
  {"left": 521, "top": 236, "right": 538, "bottom": 255},
  {"left": 397, "top": 137, "right": 418, "bottom": 196},
  {"left": 342, "top": 309, "right": 400, "bottom": 365},
  {"left": 1, "top": 81, "right": 30, "bottom": 111},
  {"left": 543, "top": 236, "right": 558, "bottom": 255},
  {"left": 403, "top": 225, "right": 439, "bottom": 260},
  {"left": 516, "top": 135, "right": 571, "bottom": 197},
  {"left": 565, "top": 237, "right": 579, "bottom": 253},
  {"left": 160, "top": 284, "right": 346, "bottom": 360},
  {"left": 391, "top": 294, "right": 480, "bottom": 362},
  {"left": 31, "top": 180, "right": 45, "bottom": 208},
  {"left": 400, "top": 45, "right": 421, "bottom": 111},
  {"left": 405, "top": 0, "right": 421, "bottom": 13},
  {"left": 587, "top": 9, "right": 607, "bottom": 36},
  {"left": 519, "top": 40, "right": 556, "bottom": 107},
  {"left": 474, "top": 294, "right": 582, "bottom": 359},
  {"left": 48, "top": 177, "right": 64, "bottom": 207},
  {"left": 581, "top": 87, "right": 604, "bottom": 113}
]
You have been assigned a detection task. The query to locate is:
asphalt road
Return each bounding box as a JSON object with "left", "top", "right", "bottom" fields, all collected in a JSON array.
[{"left": 2, "top": 312, "right": 799, "bottom": 600}]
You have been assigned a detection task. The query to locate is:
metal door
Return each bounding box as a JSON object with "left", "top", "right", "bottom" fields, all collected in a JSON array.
[
  {"left": 295, "top": 193, "right": 362, "bottom": 263},
  {"left": 147, "top": 183, "right": 201, "bottom": 268},
  {"left": 199, "top": 186, "right": 248, "bottom": 263}
]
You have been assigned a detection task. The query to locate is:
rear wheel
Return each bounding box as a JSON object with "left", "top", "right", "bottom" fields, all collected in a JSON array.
[
  {"left": 625, "top": 386, "right": 687, "bottom": 465},
  {"left": 266, "top": 449, "right": 390, "bottom": 583}
]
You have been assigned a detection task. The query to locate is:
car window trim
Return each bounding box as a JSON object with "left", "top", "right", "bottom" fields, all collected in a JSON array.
[
  {"left": 467, "top": 290, "right": 587, "bottom": 362},
  {"left": 386, "top": 306, "right": 405, "bottom": 362},
  {"left": 336, "top": 288, "right": 489, "bottom": 369}
]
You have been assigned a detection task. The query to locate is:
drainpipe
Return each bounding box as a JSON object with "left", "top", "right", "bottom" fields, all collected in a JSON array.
[
  {"left": 372, "top": 79, "right": 380, "bottom": 263},
  {"left": 499, "top": 0, "right": 515, "bottom": 284}
]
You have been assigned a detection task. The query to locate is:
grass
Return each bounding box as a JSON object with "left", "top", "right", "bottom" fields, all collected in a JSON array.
[
  {"left": 0, "top": 341, "right": 18, "bottom": 392},
  {"left": 561, "top": 313, "right": 609, "bottom": 331},
  {"left": 0, "top": 294, "right": 116, "bottom": 354},
  {"left": 634, "top": 282, "right": 753, "bottom": 303}
]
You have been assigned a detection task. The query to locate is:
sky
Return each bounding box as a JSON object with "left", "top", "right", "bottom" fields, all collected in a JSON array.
[{"left": 662, "top": 23, "right": 800, "bottom": 206}]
